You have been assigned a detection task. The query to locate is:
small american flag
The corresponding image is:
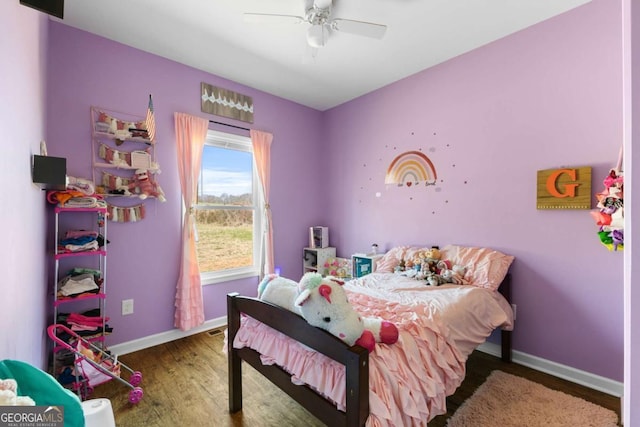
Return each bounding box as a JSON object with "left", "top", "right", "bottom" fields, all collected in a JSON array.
[{"left": 146, "top": 94, "right": 156, "bottom": 143}]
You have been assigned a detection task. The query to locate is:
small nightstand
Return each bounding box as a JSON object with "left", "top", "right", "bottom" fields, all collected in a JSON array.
[{"left": 351, "top": 253, "right": 384, "bottom": 278}]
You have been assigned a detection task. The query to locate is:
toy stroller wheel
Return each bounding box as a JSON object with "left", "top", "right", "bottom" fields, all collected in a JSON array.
[
  {"left": 128, "top": 387, "right": 143, "bottom": 404},
  {"left": 130, "top": 371, "right": 142, "bottom": 386}
]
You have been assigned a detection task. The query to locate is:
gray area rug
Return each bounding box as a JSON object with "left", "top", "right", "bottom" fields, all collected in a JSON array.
[{"left": 446, "top": 370, "right": 618, "bottom": 427}]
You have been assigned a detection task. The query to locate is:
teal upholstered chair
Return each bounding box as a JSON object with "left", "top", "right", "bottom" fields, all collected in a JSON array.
[{"left": 0, "top": 359, "right": 85, "bottom": 427}]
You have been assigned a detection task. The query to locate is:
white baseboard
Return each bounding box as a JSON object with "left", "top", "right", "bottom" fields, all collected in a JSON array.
[
  {"left": 108, "top": 321, "right": 623, "bottom": 398},
  {"left": 477, "top": 342, "right": 623, "bottom": 397},
  {"left": 108, "top": 316, "right": 227, "bottom": 356}
]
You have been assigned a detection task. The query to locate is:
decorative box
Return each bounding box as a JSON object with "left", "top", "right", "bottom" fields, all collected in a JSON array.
[
  {"left": 309, "top": 226, "right": 329, "bottom": 248},
  {"left": 351, "top": 253, "right": 384, "bottom": 278}
]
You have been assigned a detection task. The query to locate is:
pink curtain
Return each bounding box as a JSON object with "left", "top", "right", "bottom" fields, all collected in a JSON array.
[
  {"left": 174, "top": 112, "right": 208, "bottom": 331},
  {"left": 250, "top": 130, "right": 274, "bottom": 276}
]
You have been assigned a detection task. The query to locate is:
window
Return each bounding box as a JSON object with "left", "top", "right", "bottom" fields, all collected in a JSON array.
[{"left": 194, "top": 130, "right": 263, "bottom": 284}]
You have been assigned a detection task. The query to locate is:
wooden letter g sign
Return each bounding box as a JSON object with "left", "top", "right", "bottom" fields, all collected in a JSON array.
[
  {"left": 546, "top": 169, "right": 579, "bottom": 198},
  {"left": 537, "top": 166, "right": 591, "bottom": 209}
]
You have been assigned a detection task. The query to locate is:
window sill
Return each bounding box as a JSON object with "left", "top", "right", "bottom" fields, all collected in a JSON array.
[{"left": 201, "top": 268, "right": 260, "bottom": 286}]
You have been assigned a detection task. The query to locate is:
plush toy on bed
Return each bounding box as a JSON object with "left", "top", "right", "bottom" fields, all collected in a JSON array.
[
  {"left": 258, "top": 272, "right": 399, "bottom": 352},
  {"left": 438, "top": 261, "right": 467, "bottom": 285},
  {"left": 420, "top": 247, "right": 442, "bottom": 273},
  {"left": 406, "top": 248, "right": 467, "bottom": 286}
]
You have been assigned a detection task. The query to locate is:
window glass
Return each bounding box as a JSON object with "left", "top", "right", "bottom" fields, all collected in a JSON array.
[{"left": 194, "top": 131, "right": 262, "bottom": 283}]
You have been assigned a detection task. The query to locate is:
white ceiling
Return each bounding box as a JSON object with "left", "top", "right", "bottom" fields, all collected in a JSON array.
[{"left": 57, "top": 0, "right": 591, "bottom": 111}]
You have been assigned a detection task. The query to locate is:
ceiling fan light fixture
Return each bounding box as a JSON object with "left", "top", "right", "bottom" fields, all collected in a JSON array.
[
  {"left": 307, "top": 25, "right": 327, "bottom": 48},
  {"left": 314, "top": 0, "right": 332, "bottom": 10}
]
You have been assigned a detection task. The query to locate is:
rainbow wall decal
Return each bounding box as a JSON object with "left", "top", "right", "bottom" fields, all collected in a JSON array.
[{"left": 385, "top": 150, "right": 437, "bottom": 187}]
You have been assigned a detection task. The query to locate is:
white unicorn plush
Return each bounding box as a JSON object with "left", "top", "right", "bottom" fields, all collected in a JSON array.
[{"left": 258, "top": 272, "right": 398, "bottom": 352}]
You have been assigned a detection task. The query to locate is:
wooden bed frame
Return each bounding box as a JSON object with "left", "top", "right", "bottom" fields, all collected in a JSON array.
[{"left": 227, "top": 274, "right": 512, "bottom": 427}]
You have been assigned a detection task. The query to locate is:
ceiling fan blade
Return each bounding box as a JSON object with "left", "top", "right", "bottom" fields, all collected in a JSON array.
[
  {"left": 243, "top": 13, "right": 304, "bottom": 25},
  {"left": 331, "top": 18, "right": 387, "bottom": 39}
]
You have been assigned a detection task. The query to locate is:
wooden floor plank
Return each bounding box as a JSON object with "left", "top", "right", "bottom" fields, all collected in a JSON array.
[{"left": 90, "top": 330, "right": 621, "bottom": 427}]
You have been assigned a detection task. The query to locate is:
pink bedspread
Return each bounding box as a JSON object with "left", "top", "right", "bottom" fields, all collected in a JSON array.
[{"left": 232, "top": 273, "right": 513, "bottom": 426}]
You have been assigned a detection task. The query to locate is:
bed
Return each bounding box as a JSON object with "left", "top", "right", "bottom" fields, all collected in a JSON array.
[{"left": 227, "top": 245, "right": 515, "bottom": 426}]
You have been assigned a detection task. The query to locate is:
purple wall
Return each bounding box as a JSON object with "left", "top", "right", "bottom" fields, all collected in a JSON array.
[
  {"left": 0, "top": 2, "right": 49, "bottom": 368},
  {"left": 324, "top": 0, "right": 623, "bottom": 381},
  {"left": 46, "top": 22, "right": 324, "bottom": 344}
]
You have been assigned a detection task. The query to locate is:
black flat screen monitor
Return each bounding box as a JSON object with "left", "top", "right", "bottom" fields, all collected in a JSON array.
[{"left": 20, "top": 0, "right": 64, "bottom": 19}]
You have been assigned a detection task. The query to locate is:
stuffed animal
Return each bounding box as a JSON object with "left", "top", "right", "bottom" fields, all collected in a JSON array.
[
  {"left": 0, "top": 379, "right": 35, "bottom": 406},
  {"left": 436, "top": 259, "right": 451, "bottom": 272},
  {"left": 395, "top": 259, "right": 407, "bottom": 272},
  {"left": 403, "top": 253, "right": 465, "bottom": 286},
  {"left": 120, "top": 169, "right": 166, "bottom": 201},
  {"left": 411, "top": 247, "right": 441, "bottom": 278},
  {"left": 257, "top": 274, "right": 300, "bottom": 312},
  {"left": 258, "top": 272, "right": 399, "bottom": 352},
  {"left": 423, "top": 259, "right": 467, "bottom": 286},
  {"left": 440, "top": 264, "right": 467, "bottom": 285},
  {"left": 424, "top": 247, "right": 441, "bottom": 260},
  {"left": 425, "top": 272, "right": 449, "bottom": 286}
]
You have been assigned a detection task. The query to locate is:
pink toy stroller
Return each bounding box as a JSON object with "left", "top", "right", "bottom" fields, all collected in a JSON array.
[{"left": 47, "top": 324, "right": 143, "bottom": 403}]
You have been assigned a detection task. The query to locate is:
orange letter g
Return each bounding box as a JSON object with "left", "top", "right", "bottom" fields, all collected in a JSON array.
[{"left": 546, "top": 169, "right": 579, "bottom": 198}]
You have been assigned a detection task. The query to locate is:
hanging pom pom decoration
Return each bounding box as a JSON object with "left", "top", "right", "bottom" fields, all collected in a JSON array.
[
  {"left": 591, "top": 148, "right": 624, "bottom": 251},
  {"left": 99, "top": 143, "right": 131, "bottom": 167},
  {"left": 106, "top": 203, "right": 146, "bottom": 223}
]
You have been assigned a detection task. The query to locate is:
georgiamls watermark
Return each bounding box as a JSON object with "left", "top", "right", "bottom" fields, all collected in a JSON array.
[{"left": 0, "top": 406, "right": 64, "bottom": 427}]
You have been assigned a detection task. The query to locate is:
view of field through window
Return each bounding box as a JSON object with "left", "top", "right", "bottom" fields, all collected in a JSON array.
[{"left": 195, "top": 143, "right": 254, "bottom": 272}]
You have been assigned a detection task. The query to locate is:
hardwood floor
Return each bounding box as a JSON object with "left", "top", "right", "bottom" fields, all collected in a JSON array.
[{"left": 91, "top": 329, "right": 621, "bottom": 427}]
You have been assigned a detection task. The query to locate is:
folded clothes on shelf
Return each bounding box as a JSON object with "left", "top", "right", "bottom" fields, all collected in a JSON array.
[{"left": 57, "top": 273, "right": 100, "bottom": 297}]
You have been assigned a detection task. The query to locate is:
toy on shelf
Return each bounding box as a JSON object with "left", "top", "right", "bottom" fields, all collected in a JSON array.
[{"left": 119, "top": 169, "right": 166, "bottom": 202}]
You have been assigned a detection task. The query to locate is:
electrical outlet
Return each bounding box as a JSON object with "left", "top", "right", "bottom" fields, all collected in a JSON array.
[
  {"left": 511, "top": 303, "right": 517, "bottom": 320},
  {"left": 122, "top": 299, "right": 134, "bottom": 315}
]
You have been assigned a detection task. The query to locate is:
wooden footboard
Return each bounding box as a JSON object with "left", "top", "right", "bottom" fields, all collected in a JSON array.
[
  {"left": 227, "top": 273, "right": 513, "bottom": 425},
  {"left": 227, "top": 293, "right": 370, "bottom": 427}
]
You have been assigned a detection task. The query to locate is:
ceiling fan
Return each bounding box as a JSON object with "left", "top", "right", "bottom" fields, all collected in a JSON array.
[{"left": 243, "top": 0, "right": 387, "bottom": 50}]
